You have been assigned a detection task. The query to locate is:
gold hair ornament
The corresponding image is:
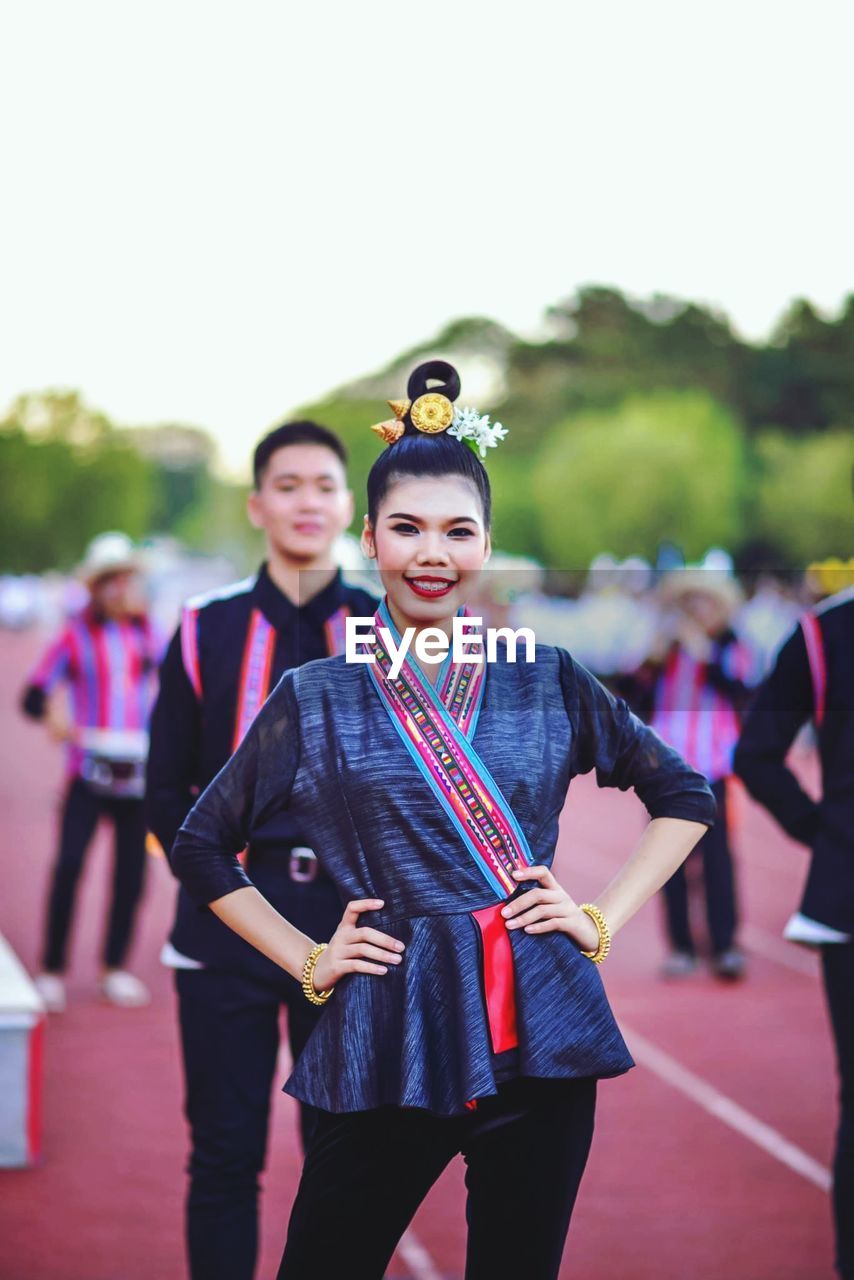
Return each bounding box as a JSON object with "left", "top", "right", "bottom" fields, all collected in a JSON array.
[
  {"left": 410, "top": 393, "right": 454, "bottom": 434},
  {"left": 368, "top": 392, "right": 510, "bottom": 459},
  {"left": 369, "top": 397, "right": 411, "bottom": 445},
  {"left": 370, "top": 420, "right": 405, "bottom": 445}
]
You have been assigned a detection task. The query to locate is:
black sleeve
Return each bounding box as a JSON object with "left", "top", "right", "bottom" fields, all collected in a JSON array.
[
  {"left": 733, "top": 627, "right": 819, "bottom": 845},
  {"left": 170, "top": 674, "right": 300, "bottom": 907},
  {"left": 144, "top": 626, "right": 203, "bottom": 863},
  {"left": 560, "top": 649, "right": 717, "bottom": 826}
]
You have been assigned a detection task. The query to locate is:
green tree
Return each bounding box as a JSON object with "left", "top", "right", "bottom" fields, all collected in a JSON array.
[
  {"left": 532, "top": 391, "right": 748, "bottom": 568},
  {"left": 498, "top": 287, "right": 744, "bottom": 452},
  {"left": 0, "top": 391, "right": 155, "bottom": 572},
  {"left": 754, "top": 429, "right": 853, "bottom": 564}
]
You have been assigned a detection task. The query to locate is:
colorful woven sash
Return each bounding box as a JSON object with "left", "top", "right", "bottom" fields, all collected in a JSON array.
[
  {"left": 234, "top": 605, "right": 351, "bottom": 751},
  {"left": 364, "top": 600, "right": 533, "bottom": 898},
  {"left": 364, "top": 600, "right": 533, "bottom": 1060},
  {"left": 232, "top": 610, "right": 277, "bottom": 752}
]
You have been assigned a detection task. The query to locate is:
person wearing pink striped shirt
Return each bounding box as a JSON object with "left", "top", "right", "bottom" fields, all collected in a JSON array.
[
  {"left": 618, "top": 569, "right": 756, "bottom": 980},
  {"left": 21, "top": 532, "right": 160, "bottom": 1012}
]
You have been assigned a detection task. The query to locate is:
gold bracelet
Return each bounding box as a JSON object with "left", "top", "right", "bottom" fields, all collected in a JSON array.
[
  {"left": 302, "top": 942, "right": 334, "bottom": 1006},
  {"left": 578, "top": 904, "right": 611, "bottom": 964}
]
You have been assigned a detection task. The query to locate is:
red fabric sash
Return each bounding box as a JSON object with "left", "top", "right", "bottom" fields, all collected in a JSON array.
[{"left": 472, "top": 901, "right": 519, "bottom": 1053}]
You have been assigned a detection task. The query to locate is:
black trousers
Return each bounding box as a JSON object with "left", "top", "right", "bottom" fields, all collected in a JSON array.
[
  {"left": 42, "top": 776, "right": 147, "bottom": 972},
  {"left": 176, "top": 966, "right": 326, "bottom": 1280},
  {"left": 662, "top": 777, "right": 737, "bottom": 955},
  {"left": 277, "top": 1075, "right": 597, "bottom": 1280},
  {"left": 822, "top": 944, "right": 854, "bottom": 1280}
]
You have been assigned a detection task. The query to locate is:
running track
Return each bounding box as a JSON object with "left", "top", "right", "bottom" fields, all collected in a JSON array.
[{"left": 0, "top": 630, "right": 837, "bottom": 1279}]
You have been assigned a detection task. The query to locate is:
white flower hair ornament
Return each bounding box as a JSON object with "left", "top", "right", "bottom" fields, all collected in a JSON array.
[{"left": 447, "top": 406, "right": 509, "bottom": 459}]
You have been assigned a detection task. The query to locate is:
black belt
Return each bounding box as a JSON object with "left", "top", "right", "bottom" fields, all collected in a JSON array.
[
  {"left": 248, "top": 844, "right": 323, "bottom": 884},
  {"left": 287, "top": 846, "right": 321, "bottom": 884}
]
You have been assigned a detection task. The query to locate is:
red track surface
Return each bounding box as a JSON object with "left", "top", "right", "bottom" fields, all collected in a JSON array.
[{"left": 0, "top": 630, "right": 837, "bottom": 1279}]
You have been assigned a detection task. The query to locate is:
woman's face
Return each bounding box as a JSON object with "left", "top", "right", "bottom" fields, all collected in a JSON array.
[{"left": 361, "top": 475, "right": 491, "bottom": 626}]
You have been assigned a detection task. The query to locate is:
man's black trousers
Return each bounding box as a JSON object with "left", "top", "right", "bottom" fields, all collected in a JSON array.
[{"left": 176, "top": 964, "right": 324, "bottom": 1280}]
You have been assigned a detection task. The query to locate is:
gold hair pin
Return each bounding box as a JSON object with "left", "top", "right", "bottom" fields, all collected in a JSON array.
[{"left": 369, "top": 397, "right": 409, "bottom": 445}]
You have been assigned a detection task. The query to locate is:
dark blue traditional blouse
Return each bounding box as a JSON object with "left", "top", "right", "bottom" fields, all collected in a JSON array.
[{"left": 172, "top": 645, "right": 716, "bottom": 1116}]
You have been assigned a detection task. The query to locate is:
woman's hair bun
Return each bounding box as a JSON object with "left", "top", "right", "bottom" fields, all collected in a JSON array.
[
  {"left": 406, "top": 360, "right": 461, "bottom": 406},
  {"left": 366, "top": 356, "right": 493, "bottom": 531}
]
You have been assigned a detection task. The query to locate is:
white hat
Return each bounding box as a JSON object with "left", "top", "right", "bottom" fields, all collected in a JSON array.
[
  {"left": 658, "top": 568, "right": 743, "bottom": 615},
  {"left": 77, "top": 532, "right": 140, "bottom": 585}
]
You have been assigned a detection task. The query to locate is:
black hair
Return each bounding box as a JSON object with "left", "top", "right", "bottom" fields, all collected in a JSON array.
[
  {"left": 253, "top": 420, "right": 348, "bottom": 489},
  {"left": 366, "top": 361, "right": 492, "bottom": 530}
]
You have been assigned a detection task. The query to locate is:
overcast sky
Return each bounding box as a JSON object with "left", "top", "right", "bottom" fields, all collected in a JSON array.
[{"left": 2, "top": 1, "right": 851, "bottom": 474}]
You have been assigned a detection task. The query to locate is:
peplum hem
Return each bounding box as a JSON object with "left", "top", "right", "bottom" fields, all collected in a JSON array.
[{"left": 284, "top": 909, "right": 634, "bottom": 1117}]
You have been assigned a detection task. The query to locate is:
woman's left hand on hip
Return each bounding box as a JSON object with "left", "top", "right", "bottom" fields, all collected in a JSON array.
[{"left": 501, "top": 865, "right": 600, "bottom": 951}]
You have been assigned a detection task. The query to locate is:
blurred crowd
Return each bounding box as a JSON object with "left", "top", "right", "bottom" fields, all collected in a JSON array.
[
  {"left": 7, "top": 538, "right": 852, "bottom": 701},
  {"left": 506, "top": 550, "right": 853, "bottom": 686}
]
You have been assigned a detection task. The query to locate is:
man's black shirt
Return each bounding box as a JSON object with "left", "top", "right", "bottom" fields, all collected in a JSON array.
[
  {"left": 146, "top": 563, "right": 378, "bottom": 971},
  {"left": 734, "top": 591, "right": 854, "bottom": 933}
]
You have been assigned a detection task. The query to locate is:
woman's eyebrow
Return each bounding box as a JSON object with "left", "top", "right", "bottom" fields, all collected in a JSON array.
[{"left": 385, "top": 512, "right": 478, "bottom": 525}]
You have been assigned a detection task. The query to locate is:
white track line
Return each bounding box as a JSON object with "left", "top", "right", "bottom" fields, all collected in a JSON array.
[
  {"left": 623, "top": 1024, "right": 832, "bottom": 1192},
  {"left": 396, "top": 1228, "right": 444, "bottom": 1280}
]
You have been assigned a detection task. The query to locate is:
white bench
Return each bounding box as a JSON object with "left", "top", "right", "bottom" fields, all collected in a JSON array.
[{"left": 0, "top": 933, "right": 45, "bottom": 1166}]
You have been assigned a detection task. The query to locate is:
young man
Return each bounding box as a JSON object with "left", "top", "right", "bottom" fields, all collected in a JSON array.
[
  {"left": 145, "top": 421, "right": 377, "bottom": 1280},
  {"left": 22, "top": 531, "right": 157, "bottom": 1011},
  {"left": 734, "top": 587, "right": 854, "bottom": 1280}
]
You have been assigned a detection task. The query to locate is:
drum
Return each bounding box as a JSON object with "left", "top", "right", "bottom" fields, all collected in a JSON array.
[{"left": 77, "top": 728, "right": 149, "bottom": 800}]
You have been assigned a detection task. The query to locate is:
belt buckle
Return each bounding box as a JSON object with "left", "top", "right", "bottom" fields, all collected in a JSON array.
[{"left": 289, "top": 846, "right": 319, "bottom": 883}]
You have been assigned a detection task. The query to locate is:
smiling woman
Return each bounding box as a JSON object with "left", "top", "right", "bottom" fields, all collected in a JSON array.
[{"left": 170, "top": 361, "right": 716, "bottom": 1280}]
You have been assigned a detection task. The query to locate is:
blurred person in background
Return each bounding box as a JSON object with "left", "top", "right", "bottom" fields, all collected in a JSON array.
[
  {"left": 145, "top": 421, "right": 378, "bottom": 1280},
  {"left": 617, "top": 566, "right": 755, "bottom": 980},
  {"left": 20, "top": 532, "right": 159, "bottom": 1012},
  {"left": 734, "top": 571, "right": 802, "bottom": 680},
  {"left": 734, "top": 584, "right": 854, "bottom": 1280}
]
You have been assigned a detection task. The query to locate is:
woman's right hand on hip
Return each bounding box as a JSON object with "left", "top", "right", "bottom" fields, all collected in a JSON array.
[{"left": 311, "top": 899, "right": 404, "bottom": 992}]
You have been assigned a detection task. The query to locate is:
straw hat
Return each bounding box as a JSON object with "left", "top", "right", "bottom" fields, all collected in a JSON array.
[
  {"left": 77, "top": 532, "right": 140, "bottom": 585},
  {"left": 658, "top": 567, "right": 744, "bottom": 615}
]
